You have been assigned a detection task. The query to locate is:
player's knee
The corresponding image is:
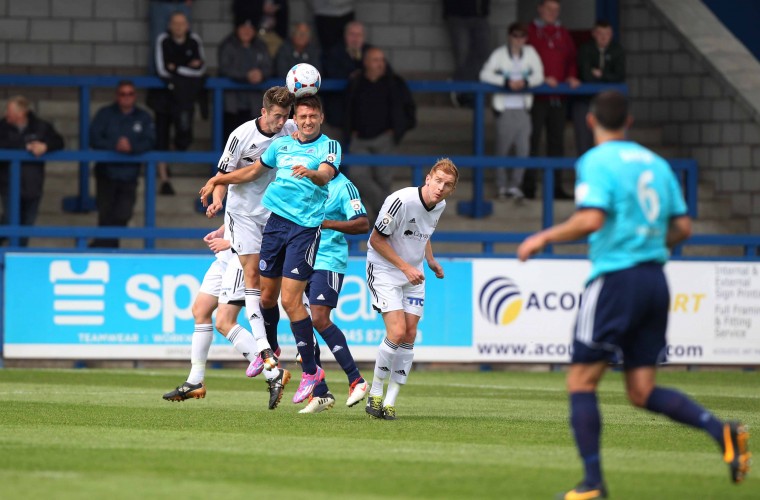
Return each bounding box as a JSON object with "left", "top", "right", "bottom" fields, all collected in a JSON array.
[
  {"left": 312, "top": 315, "right": 331, "bottom": 332},
  {"left": 626, "top": 387, "right": 651, "bottom": 408},
  {"left": 191, "top": 303, "right": 212, "bottom": 324},
  {"left": 214, "top": 316, "right": 233, "bottom": 336}
]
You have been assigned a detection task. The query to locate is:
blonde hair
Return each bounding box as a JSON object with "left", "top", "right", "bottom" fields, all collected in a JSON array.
[
  {"left": 263, "top": 86, "right": 295, "bottom": 111},
  {"left": 7, "top": 95, "right": 30, "bottom": 113},
  {"left": 430, "top": 158, "right": 459, "bottom": 187}
]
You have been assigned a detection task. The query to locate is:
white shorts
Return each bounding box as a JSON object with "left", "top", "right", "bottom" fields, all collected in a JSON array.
[
  {"left": 218, "top": 253, "right": 245, "bottom": 305},
  {"left": 199, "top": 258, "right": 226, "bottom": 297},
  {"left": 366, "top": 262, "right": 426, "bottom": 317},
  {"left": 225, "top": 211, "right": 267, "bottom": 256}
]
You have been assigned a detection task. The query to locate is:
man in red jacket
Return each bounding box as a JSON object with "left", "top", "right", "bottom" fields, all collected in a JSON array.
[{"left": 523, "top": 0, "right": 579, "bottom": 200}]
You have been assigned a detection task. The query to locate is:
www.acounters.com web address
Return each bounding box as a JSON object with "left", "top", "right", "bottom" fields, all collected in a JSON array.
[{"left": 476, "top": 343, "right": 704, "bottom": 359}]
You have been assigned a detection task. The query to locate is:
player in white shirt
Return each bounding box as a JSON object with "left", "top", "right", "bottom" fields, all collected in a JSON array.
[
  {"left": 203, "top": 86, "right": 297, "bottom": 409},
  {"left": 364, "top": 158, "right": 459, "bottom": 420}
]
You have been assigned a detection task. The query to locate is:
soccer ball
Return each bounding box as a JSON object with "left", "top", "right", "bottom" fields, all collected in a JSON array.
[{"left": 286, "top": 63, "right": 321, "bottom": 97}]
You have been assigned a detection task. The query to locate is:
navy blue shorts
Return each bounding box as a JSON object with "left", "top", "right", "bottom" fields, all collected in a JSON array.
[
  {"left": 571, "top": 262, "right": 669, "bottom": 369},
  {"left": 259, "top": 213, "right": 321, "bottom": 281},
  {"left": 306, "top": 270, "right": 344, "bottom": 308}
]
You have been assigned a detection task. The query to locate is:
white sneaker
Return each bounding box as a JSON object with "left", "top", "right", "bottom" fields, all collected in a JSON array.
[
  {"left": 346, "top": 378, "right": 369, "bottom": 407},
  {"left": 299, "top": 392, "right": 336, "bottom": 414}
]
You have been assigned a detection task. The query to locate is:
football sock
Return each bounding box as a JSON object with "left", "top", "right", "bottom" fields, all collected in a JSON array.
[
  {"left": 318, "top": 323, "right": 361, "bottom": 384},
  {"left": 312, "top": 339, "right": 329, "bottom": 397},
  {"left": 645, "top": 386, "right": 724, "bottom": 444},
  {"left": 370, "top": 337, "right": 398, "bottom": 397},
  {"left": 570, "top": 391, "right": 603, "bottom": 487},
  {"left": 226, "top": 324, "right": 258, "bottom": 362},
  {"left": 187, "top": 324, "right": 213, "bottom": 384},
  {"left": 263, "top": 366, "right": 279, "bottom": 382},
  {"left": 385, "top": 343, "right": 414, "bottom": 406},
  {"left": 292, "top": 317, "right": 317, "bottom": 374},
  {"left": 385, "top": 381, "right": 401, "bottom": 407},
  {"left": 261, "top": 304, "right": 280, "bottom": 352},
  {"left": 245, "top": 288, "right": 270, "bottom": 352}
]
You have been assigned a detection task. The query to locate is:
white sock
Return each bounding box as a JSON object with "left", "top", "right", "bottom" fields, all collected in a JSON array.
[
  {"left": 385, "top": 381, "right": 401, "bottom": 407},
  {"left": 226, "top": 324, "right": 258, "bottom": 362},
  {"left": 263, "top": 366, "right": 279, "bottom": 381},
  {"left": 187, "top": 324, "right": 213, "bottom": 384},
  {"left": 245, "top": 288, "right": 270, "bottom": 351},
  {"left": 370, "top": 337, "right": 398, "bottom": 397},
  {"left": 386, "top": 343, "right": 414, "bottom": 406}
]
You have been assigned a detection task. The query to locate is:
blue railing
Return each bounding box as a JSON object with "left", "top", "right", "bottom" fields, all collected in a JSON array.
[{"left": 0, "top": 74, "right": 627, "bottom": 218}]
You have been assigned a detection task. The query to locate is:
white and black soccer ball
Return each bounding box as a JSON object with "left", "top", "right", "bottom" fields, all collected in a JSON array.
[{"left": 286, "top": 63, "right": 321, "bottom": 97}]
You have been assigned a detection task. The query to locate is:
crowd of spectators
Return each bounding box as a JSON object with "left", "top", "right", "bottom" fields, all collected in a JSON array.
[{"left": 0, "top": 0, "right": 626, "bottom": 246}]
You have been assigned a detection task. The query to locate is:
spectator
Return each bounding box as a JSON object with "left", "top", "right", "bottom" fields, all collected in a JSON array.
[
  {"left": 89, "top": 81, "right": 156, "bottom": 249},
  {"left": 443, "top": 0, "right": 491, "bottom": 108},
  {"left": 480, "top": 22, "right": 544, "bottom": 201},
  {"left": 218, "top": 19, "right": 273, "bottom": 140},
  {"left": 322, "top": 20, "right": 371, "bottom": 133},
  {"left": 233, "top": 0, "right": 288, "bottom": 57},
  {"left": 573, "top": 20, "right": 625, "bottom": 156},
  {"left": 344, "top": 47, "right": 416, "bottom": 222},
  {"left": 148, "top": 0, "right": 193, "bottom": 75},
  {"left": 0, "top": 96, "right": 64, "bottom": 247},
  {"left": 312, "top": 0, "right": 356, "bottom": 54},
  {"left": 522, "top": 0, "right": 580, "bottom": 200},
  {"left": 275, "top": 22, "right": 322, "bottom": 77},
  {"left": 148, "top": 11, "right": 206, "bottom": 196}
]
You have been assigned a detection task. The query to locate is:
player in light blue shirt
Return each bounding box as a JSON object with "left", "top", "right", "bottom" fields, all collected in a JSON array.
[
  {"left": 518, "top": 91, "right": 749, "bottom": 498},
  {"left": 199, "top": 94, "right": 341, "bottom": 405}
]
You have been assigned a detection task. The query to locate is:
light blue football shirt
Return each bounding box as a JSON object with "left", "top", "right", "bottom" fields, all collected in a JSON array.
[
  {"left": 314, "top": 173, "right": 367, "bottom": 273},
  {"left": 259, "top": 133, "right": 341, "bottom": 228},
  {"left": 575, "top": 140, "right": 688, "bottom": 283}
]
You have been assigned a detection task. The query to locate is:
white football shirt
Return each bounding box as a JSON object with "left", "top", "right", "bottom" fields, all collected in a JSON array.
[
  {"left": 216, "top": 117, "right": 298, "bottom": 217},
  {"left": 367, "top": 186, "right": 446, "bottom": 271}
]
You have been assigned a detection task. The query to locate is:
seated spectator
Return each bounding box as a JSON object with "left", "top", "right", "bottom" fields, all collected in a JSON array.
[
  {"left": 480, "top": 22, "right": 544, "bottom": 201},
  {"left": 322, "top": 20, "right": 371, "bottom": 134},
  {"left": 312, "top": 0, "right": 356, "bottom": 54},
  {"left": 345, "top": 47, "right": 416, "bottom": 222},
  {"left": 275, "top": 22, "right": 322, "bottom": 77},
  {"left": 148, "top": 11, "right": 206, "bottom": 196},
  {"left": 218, "top": 19, "right": 273, "bottom": 139},
  {"left": 233, "top": 0, "right": 288, "bottom": 57},
  {"left": 0, "top": 95, "right": 64, "bottom": 247},
  {"left": 573, "top": 20, "right": 625, "bottom": 156},
  {"left": 89, "top": 81, "right": 156, "bottom": 249}
]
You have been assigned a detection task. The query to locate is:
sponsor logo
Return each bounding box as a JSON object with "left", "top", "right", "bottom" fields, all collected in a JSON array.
[
  {"left": 331, "top": 345, "right": 343, "bottom": 353},
  {"left": 296, "top": 341, "right": 308, "bottom": 347},
  {"left": 407, "top": 297, "right": 424, "bottom": 306},
  {"left": 379, "top": 366, "right": 390, "bottom": 372},
  {"left": 408, "top": 218, "right": 416, "bottom": 223},
  {"left": 479, "top": 277, "right": 523, "bottom": 326},
  {"left": 290, "top": 268, "right": 300, "bottom": 275},
  {"left": 394, "top": 369, "right": 407, "bottom": 376},
  {"left": 50, "top": 260, "right": 108, "bottom": 326},
  {"left": 404, "top": 230, "right": 413, "bottom": 236},
  {"left": 317, "top": 294, "right": 325, "bottom": 300}
]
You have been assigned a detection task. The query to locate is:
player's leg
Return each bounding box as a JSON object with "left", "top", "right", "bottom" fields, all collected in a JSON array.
[
  {"left": 381, "top": 310, "right": 421, "bottom": 421},
  {"left": 298, "top": 333, "right": 336, "bottom": 414}
]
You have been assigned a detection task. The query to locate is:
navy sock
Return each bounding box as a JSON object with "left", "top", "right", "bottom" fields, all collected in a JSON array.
[
  {"left": 261, "top": 305, "right": 280, "bottom": 352},
  {"left": 645, "top": 386, "right": 724, "bottom": 445},
  {"left": 312, "top": 340, "right": 329, "bottom": 397},
  {"left": 570, "top": 392, "right": 603, "bottom": 487},
  {"left": 291, "top": 317, "right": 317, "bottom": 374},
  {"left": 319, "top": 323, "right": 361, "bottom": 384}
]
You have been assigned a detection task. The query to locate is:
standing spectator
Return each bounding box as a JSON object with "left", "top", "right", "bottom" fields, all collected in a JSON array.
[
  {"left": 322, "top": 21, "right": 371, "bottom": 133},
  {"left": 275, "top": 22, "right": 322, "bottom": 77},
  {"left": 573, "top": 20, "right": 625, "bottom": 156},
  {"left": 89, "top": 81, "right": 156, "bottom": 248},
  {"left": 148, "top": 11, "right": 206, "bottom": 196},
  {"left": 344, "top": 47, "right": 416, "bottom": 222},
  {"left": 0, "top": 96, "right": 64, "bottom": 247},
  {"left": 312, "top": 0, "right": 356, "bottom": 54},
  {"left": 233, "top": 0, "right": 288, "bottom": 57},
  {"left": 522, "top": 0, "right": 580, "bottom": 200},
  {"left": 443, "top": 0, "right": 491, "bottom": 108},
  {"left": 480, "top": 22, "right": 544, "bottom": 201},
  {"left": 148, "top": 0, "right": 193, "bottom": 75},
  {"left": 218, "top": 19, "right": 273, "bottom": 140}
]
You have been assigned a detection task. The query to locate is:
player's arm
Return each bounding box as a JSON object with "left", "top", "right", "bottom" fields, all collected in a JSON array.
[
  {"left": 425, "top": 239, "right": 444, "bottom": 279},
  {"left": 369, "top": 229, "right": 425, "bottom": 286},
  {"left": 292, "top": 162, "right": 335, "bottom": 186},
  {"left": 199, "top": 159, "right": 266, "bottom": 202},
  {"left": 517, "top": 208, "right": 605, "bottom": 261},
  {"left": 666, "top": 215, "right": 692, "bottom": 249},
  {"left": 322, "top": 215, "right": 368, "bottom": 234},
  {"left": 205, "top": 183, "right": 227, "bottom": 218}
]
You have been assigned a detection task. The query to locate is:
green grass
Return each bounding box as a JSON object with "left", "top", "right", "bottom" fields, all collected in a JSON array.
[{"left": 0, "top": 368, "right": 758, "bottom": 499}]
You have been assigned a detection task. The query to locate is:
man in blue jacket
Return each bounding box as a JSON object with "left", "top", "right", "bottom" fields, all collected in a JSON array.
[{"left": 89, "top": 81, "right": 155, "bottom": 248}]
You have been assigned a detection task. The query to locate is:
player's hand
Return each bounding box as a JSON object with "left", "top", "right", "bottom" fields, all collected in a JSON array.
[
  {"left": 207, "top": 237, "right": 230, "bottom": 253},
  {"left": 291, "top": 165, "right": 309, "bottom": 180},
  {"left": 517, "top": 234, "right": 547, "bottom": 262},
  {"left": 199, "top": 179, "right": 216, "bottom": 206},
  {"left": 427, "top": 259, "right": 444, "bottom": 279},
  {"left": 205, "top": 201, "right": 223, "bottom": 218},
  {"left": 402, "top": 266, "right": 425, "bottom": 286}
]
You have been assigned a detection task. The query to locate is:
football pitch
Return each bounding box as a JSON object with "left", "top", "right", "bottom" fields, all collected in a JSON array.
[{"left": 0, "top": 368, "right": 757, "bottom": 499}]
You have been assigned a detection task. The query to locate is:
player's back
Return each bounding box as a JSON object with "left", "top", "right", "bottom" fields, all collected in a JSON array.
[
  {"left": 314, "top": 173, "right": 366, "bottom": 273},
  {"left": 576, "top": 140, "right": 688, "bottom": 281}
]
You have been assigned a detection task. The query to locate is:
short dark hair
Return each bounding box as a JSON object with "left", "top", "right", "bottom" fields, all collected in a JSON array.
[
  {"left": 294, "top": 94, "right": 323, "bottom": 113},
  {"left": 508, "top": 22, "right": 528, "bottom": 36},
  {"left": 117, "top": 80, "right": 135, "bottom": 90},
  {"left": 594, "top": 20, "right": 612, "bottom": 29},
  {"left": 590, "top": 91, "right": 628, "bottom": 131}
]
